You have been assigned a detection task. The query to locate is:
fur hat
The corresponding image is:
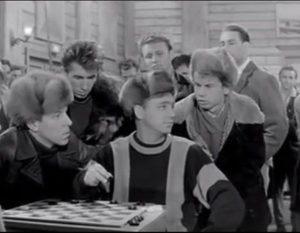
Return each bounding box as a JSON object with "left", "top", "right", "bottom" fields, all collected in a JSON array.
[
  {"left": 190, "top": 47, "right": 238, "bottom": 87},
  {"left": 91, "top": 76, "right": 123, "bottom": 118},
  {"left": 119, "top": 70, "right": 175, "bottom": 118},
  {"left": 7, "top": 71, "right": 74, "bottom": 126}
]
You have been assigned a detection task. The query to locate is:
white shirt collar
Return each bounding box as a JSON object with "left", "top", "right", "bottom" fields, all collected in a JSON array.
[{"left": 237, "top": 58, "right": 251, "bottom": 77}]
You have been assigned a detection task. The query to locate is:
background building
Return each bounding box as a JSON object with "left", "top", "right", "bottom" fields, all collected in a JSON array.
[{"left": 0, "top": 1, "right": 299, "bottom": 77}]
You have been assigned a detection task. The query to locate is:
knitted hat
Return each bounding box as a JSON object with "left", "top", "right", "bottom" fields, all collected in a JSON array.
[
  {"left": 190, "top": 47, "right": 238, "bottom": 87},
  {"left": 7, "top": 71, "right": 74, "bottom": 126},
  {"left": 119, "top": 70, "right": 175, "bottom": 117}
]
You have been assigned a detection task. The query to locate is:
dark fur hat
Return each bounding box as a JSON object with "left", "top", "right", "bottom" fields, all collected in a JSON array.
[
  {"left": 191, "top": 47, "right": 238, "bottom": 88},
  {"left": 7, "top": 71, "right": 73, "bottom": 126},
  {"left": 119, "top": 70, "right": 175, "bottom": 118}
]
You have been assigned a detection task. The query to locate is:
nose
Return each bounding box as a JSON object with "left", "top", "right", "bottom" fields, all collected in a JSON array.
[
  {"left": 63, "top": 112, "right": 72, "bottom": 126},
  {"left": 82, "top": 79, "right": 89, "bottom": 91}
]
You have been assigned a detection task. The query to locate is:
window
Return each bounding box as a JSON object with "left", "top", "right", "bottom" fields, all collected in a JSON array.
[{"left": 276, "top": 3, "right": 300, "bottom": 38}]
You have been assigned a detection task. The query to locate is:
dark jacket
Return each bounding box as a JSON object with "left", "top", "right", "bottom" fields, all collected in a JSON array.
[
  {"left": 0, "top": 127, "right": 93, "bottom": 209},
  {"left": 234, "top": 61, "right": 288, "bottom": 159},
  {"left": 173, "top": 92, "right": 271, "bottom": 231}
]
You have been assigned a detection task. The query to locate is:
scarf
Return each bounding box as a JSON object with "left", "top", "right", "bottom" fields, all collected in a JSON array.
[{"left": 186, "top": 96, "right": 234, "bottom": 160}]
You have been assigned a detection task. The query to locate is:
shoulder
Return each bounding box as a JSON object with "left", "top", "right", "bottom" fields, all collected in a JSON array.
[
  {"left": 294, "top": 95, "right": 300, "bottom": 110},
  {"left": 174, "top": 94, "right": 195, "bottom": 123},
  {"left": 230, "top": 92, "right": 265, "bottom": 124},
  {"left": 252, "top": 67, "right": 279, "bottom": 86}
]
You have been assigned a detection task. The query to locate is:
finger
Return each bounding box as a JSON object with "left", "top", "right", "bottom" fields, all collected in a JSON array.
[{"left": 92, "top": 163, "right": 113, "bottom": 179}]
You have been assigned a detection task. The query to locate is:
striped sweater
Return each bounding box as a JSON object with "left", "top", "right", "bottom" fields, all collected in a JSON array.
[{"left": 94, "top": 132, "right": 244, "bottom": 231}]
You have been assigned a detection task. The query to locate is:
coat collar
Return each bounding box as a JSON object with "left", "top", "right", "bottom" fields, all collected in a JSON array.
[
  {"left": 14, "top": 130, "right": 79, "bottom": 186},
  {"left": 234, "top": 61, "right": 258, "bottom": 93}
]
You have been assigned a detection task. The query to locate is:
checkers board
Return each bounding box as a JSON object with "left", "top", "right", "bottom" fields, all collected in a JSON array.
[{"left": 2, "top": 199, "right": 166, "bottom": 232}]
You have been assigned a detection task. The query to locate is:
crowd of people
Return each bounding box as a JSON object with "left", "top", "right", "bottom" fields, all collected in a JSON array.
[{"left": 0, "top": 23, "right": 299, "bottom": 232}]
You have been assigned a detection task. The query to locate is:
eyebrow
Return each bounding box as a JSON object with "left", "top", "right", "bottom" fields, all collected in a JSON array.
[{"left": 72, "top": 74, "right": 96, "bottom": 79}]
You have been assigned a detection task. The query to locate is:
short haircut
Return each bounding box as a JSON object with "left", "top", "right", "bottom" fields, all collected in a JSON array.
[
  {"left": 138, "top": 34, "right": 173, "bottom": 53},
  {"left": 1, "top": 59, "right": 11, "bottom": 69},
  {"left": 171, "top": 54, "right": 191, "bottom": 70},
  {"left": 119, "top": 58, "right": 139, "bottom": 72},
  {"left": 62, "top": 41, "right": 99, "bottom": 73},
  {"left": 279, "top": 65, "right": 298, "bottom": 79},
  {"left": 119, "top": 70, "right": 175, "bottom": 118},
  {"left": 222, "top": 24, "right": 250, "bottom": 43}
]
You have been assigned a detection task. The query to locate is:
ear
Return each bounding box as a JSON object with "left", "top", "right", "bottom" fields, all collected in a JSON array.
[
  {"left": 27, "top": 121, "right": 40, "bottom": 132},
  {"left": 133, "top": 105, "right": 145, "bottom": 120}
]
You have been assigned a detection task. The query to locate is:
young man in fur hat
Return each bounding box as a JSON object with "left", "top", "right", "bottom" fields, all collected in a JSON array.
[
  {"left": 82, "top": 70, "right": 245, "bottom": 231},
  {"left": 0, "top": 71, "right": 99, "bottom": 209},
  {"left": 173, "top": 48, "right": 271, "bottom": 231}
]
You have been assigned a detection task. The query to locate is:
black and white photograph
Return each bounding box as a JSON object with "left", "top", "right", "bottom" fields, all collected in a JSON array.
[{"left": 0, "top": 1, "right": 300, "bottom": 232}]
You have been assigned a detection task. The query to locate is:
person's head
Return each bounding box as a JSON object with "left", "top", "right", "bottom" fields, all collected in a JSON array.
[
  {"left": 279, "top": 65, "right": 298, "bottom": 91},
  {"left": 119, "top": 70, "right": 175, "bottom": 135},
  {"left": 62, "top": 41, "right": 99, "bottom": 100},
  {"left": 7, "top": 71, "right": 74, "bottom": 148},
  {"left": 219, "top": 24, "right": 250, "bottom": 66},
  {"left": 119, "top": 58, "right": 139, "bottom": 81},
  {"left": 86, "top": 77, "right": 124, "bottom": 145},
  {"left": 139, "top": 34, "right": 173, "bottom": 73},
  {"left": 1, "top": 59, "right": 11, "bottom": 74},
  {"left": 191, "top": 47, "right": 237, "bottom": 114},
  {"left": 171, "top": 54, "right": 191, "bottom": 81},
  {"left": 7, "top": 66, "right": 24, "bottom": 87}
]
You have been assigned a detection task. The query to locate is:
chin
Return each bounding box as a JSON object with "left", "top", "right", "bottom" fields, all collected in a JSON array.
[{"left": 56, "top": 139, "right": 69, "bottom": 146}]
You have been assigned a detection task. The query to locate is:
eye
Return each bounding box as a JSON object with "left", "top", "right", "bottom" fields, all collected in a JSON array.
[
  {"left": 158, "top": 105, "right": 167, "bottom": 110},
  {"left": 145, "top": 53, "right": 152, "bottom": 59}
]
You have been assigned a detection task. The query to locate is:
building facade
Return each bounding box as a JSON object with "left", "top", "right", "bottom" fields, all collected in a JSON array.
[{"left": 0, "top": 1, "right": 299, "bottom": 76}]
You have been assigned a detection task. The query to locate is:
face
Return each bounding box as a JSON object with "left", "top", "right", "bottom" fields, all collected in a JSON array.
[
  {"left": 66, "top": 63, "right": 97, "bottom": 99},
  {"left": 141, "top": 42, "right": 172, "bottom": 72},
  {"left": 219, "top": 31, "right": 248, "bottom": 66},
  {"left": 140, "top": 93, "right": 175, "bottom": 134},
  {"left": 34, "top": 107, "right": 72, "bottom": 148},
  {"left": 193, "top": 72, "right": 228, "bottom": 114},
  {"left": 279, "top": 70, "right": 297, "bottom": 91},
  {"left": 92, "top": 116, "right": 121, "bottom": 145},
  {"left": 120, "top": 67, "right": 138, "bottom": 81},
  {"left": 175, "top": 64, "right": 190, "bottom": 81}
]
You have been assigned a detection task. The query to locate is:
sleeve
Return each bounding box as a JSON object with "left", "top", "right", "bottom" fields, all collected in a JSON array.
[
  {"left": 72, "top": 144, "right": 114, "bottom": 200},
  {"left": 186, "top": 145, "right": 245, "bottom": 231},
  {"left": 0, "top": 206, "right": 5, "bottom": 232},
  {"left": 174, "top": 94, "right": 194, "bottom": 124},
  {"left": 257, "top": 73, "right": 288, "bottom": 159},
  {"left": 294, "top": 95, "right": 300, "bottom": 139}
]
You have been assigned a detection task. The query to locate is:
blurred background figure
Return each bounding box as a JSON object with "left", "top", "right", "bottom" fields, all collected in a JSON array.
[
  {"left": 270, "top": 65, "right": 299, "bottom": 232},
  {"left": 171, "top": 54, "right": 194, "bottom": 101},
  {"left": 118, "top": 58, "right": 139, "bottom": 82}
]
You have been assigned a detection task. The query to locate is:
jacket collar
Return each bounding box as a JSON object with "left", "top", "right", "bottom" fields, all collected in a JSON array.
[
  {"left": 234, "top": 61, "right": 258, "bottom": 93},
  {"left": 14, "top": 130, "right": 79, "bottom": 186}
]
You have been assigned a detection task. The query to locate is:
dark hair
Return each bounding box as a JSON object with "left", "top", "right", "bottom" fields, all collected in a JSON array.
[
  {"left": 1, "top": 59, "right": 11, "bottom": 69},
  {"left": 171, "top": 54, "right": 191, "bottom": 70},
  {"left": 138, "top": 34, "right": 172, "bottom": 53},
  {"left": 279, "top": 65, "right": 298, "bottom": 79},
  {"left": 119, "top": 58, "right": 139, "bottom": 72},
  {"left": 62, "top": 41, "right": 99, "bottom": 72},
  {"left": 223, "top": 24, "right": 250, "bottom": 43}
]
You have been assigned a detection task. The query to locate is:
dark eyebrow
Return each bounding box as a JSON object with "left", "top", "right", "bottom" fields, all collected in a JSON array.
[
  {"left": 72, "top": 75, "right": 84, "bottom": 79},
  {"left": 87, "top": 74, "right": 96, "bottom": 79}
]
